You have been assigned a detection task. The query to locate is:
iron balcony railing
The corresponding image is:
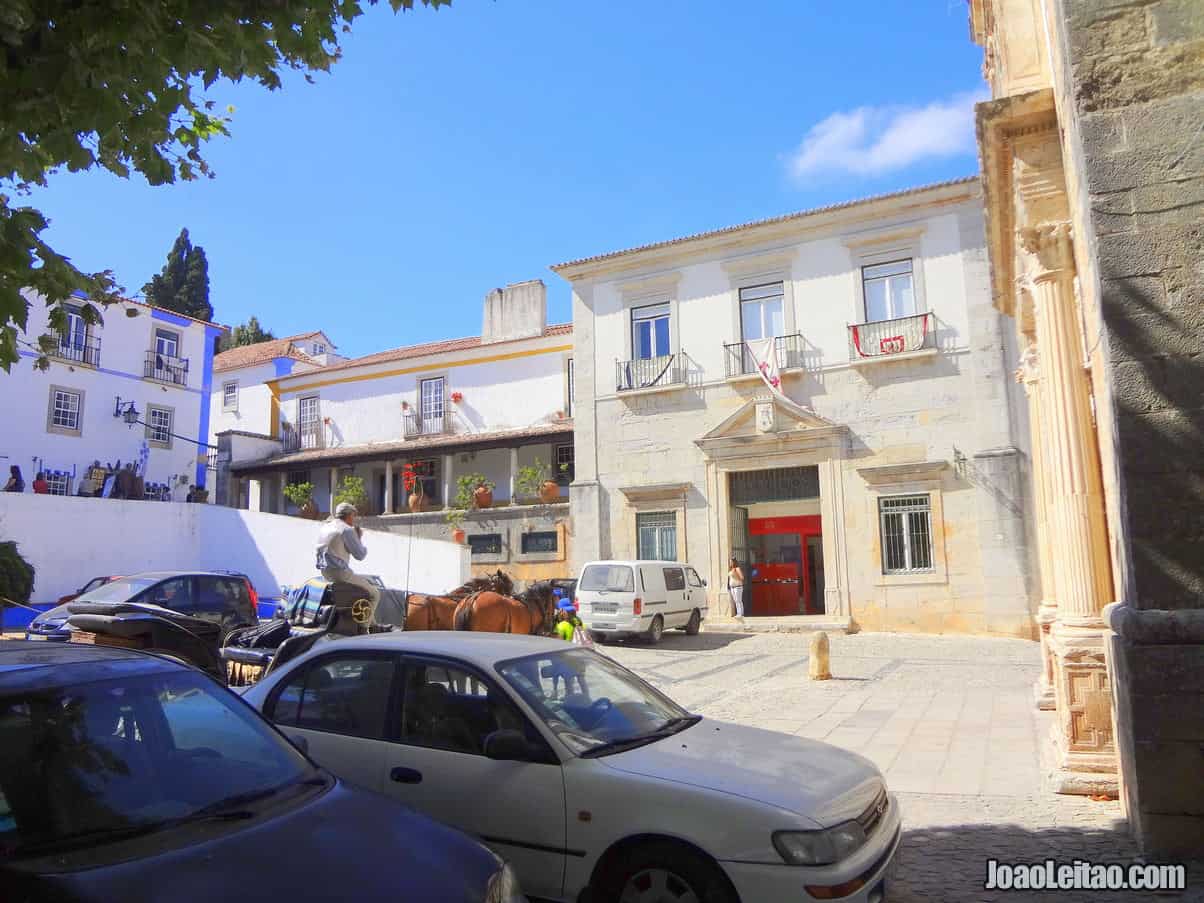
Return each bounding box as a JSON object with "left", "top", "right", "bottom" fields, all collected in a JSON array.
[
  {"left": 848, "top": 311, "right": 934, "bottom": 360},
  {"left": 283, "top": 422, "right": 325, "bottom": 452},
  {"left": 50, "top": 332, "right": 101, "bottom": 367},
  {"left": 402, "top": 409, "right": 451, "bottom": 439},
  {"left": 722, "top": 333, "right": 806, "bottom": 378},
  {"left": 144, "top": 350, "right": 190, "bottom": 385},
  {"left": 616, "top": 353, "right": 685, "bottom": 392}
]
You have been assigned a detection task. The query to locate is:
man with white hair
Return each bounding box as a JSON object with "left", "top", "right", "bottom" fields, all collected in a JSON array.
[{"left": 316, "top": 502, "right": 380, "bottom": 622}]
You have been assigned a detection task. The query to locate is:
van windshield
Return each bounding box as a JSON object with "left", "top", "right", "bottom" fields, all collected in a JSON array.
[{"left": 580, "top": 565, "right": 634, "bottom": 593}]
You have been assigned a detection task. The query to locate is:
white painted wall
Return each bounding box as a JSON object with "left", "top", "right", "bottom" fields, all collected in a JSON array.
[
  {"left": 3, "top": 291, "right": 219, "bottom": 498},
  {"left": 209, "top": 361, "right": 278, "bottom": 440},
  {"left": 0, "top": 493, "right": 470, "bottom": 603},
  {"left": 274, "top": 333, "right": 572, "bottom": 449}
]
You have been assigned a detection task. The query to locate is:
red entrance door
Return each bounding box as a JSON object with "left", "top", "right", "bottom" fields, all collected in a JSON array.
[{"left": 747, "top": 515, "right": 822, "bottom": 616}]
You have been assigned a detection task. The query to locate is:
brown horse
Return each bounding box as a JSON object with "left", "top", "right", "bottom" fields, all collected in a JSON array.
[
  {"left": 452, "top": 581, "right": 558, "bottom": 636},
  {"left": 404, "top": 571, "right": 514, "bottom": 631}
]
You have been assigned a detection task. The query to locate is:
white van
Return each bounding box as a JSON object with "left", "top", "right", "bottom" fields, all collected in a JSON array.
[{"left": 575, "top": 560, "right": 708, "bottom": 644}]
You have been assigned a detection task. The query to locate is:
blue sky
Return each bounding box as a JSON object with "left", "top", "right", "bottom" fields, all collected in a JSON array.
[{"left": 34, "top": 0, "right": 985, "bottom": 357}]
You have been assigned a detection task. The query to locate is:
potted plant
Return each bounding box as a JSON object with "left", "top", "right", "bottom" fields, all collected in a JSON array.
[
  {"left": 445, "top": 505, "right": 467, "bottom": 544},
  {"left": 407, "top": 482, "right": 429, "bottom": 513},
  {"left": 516, "top": 459, "right": 566, "bottom": 504},
  {"left": 333, "top": 474, "right": 370, "bottom": 514},
  {"left": 283, "top": 481, "right": 317, "bottom": 519},
  {"left": 456, "top": 473, "right": 495, "bottom": 510}
]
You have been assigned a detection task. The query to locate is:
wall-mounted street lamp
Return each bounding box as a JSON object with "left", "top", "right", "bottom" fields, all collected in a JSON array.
[{"left": 113, "top": 397, "right": 140, "bottom": 425}]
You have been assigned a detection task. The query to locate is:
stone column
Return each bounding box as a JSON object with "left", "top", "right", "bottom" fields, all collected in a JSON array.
[
  {"left": 508, "top": 447, "right": 519, "bottom": 505},
  {"left": 442, "top": 454, "right": 454, "bottom": 509},
  {"left": 328, "top": 467, "right": 338, "bottom": 514},
  {"left": 384, "top": 460, "right": 393, "bottom": 515},
  {"left": 1017, "top": 338, "right": 1057, "bottom": 710},
  {"left": 1021, "top": 222, "right": 1117, "bottom": 795}
]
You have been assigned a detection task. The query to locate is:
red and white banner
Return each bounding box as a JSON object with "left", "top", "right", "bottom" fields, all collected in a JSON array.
[
  {"left": 746, "top": 338, "right": 786, "bottom": 399},
  {"left": 850, "top": 313, "right": 930, "bottom": 358}
]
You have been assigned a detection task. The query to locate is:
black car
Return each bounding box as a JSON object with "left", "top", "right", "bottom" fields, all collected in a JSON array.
[
  {"left": 27, "top": 571, "right": 258, "bottom": 642},
  {"left": 0, "top": 641, "right": 525, "bottom": 903}
]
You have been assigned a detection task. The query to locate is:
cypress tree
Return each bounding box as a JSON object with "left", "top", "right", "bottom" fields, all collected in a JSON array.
[{"left": 142, "top": 228, "right": 213, "bottom": 322}]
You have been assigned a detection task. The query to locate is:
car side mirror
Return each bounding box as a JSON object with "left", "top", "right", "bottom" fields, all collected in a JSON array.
[{"left": 483, "top": 729, "right": 531, "bottom": 762}]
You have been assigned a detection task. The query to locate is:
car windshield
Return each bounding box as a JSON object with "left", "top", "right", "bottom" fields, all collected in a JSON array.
[
  {"left": 497, "top": 649, "right": 692, "bottom": 756},
  {"left": 579, "top": 565, "right": 634, "bottom": 593},
  {"left": 0, "top": 670, "right": 313, "bottom": 860},
  {"left": 79, "top": 577, "right": 110, "bottom": 594},
  {"left": 75, "top": 577, "right": 160, "bottom": 604}
]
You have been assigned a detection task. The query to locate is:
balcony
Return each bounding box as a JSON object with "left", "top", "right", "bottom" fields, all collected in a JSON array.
[
  {"left": 402, "top": 410, "right": 452, "bottom": 439},
  {"left": 616, "top": 353, "right": 685, "bottom": 393},
  {"left": 144, "top": 350, "right": 190, "bottom": 386},
  {"left": 50, "top": 332, "right": 101, "bottom": 368},
  {"left": 848, "top": 312, "right": 935, "bottom": 362},
  {"left": 723, "top": 333, "right": 806, "bottom": 379},
  {"left": 283, "top": 422, "right": 325, "bottom": 452}
]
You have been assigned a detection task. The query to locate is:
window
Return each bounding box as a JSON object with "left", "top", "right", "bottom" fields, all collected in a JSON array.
[
  {"left": 862, "top": 259, "right": 915, "bottom": 322},
  {"left": 468, "top": 534, "right": 502, "bottom": 556},
  {"left": 298, "top": 395, "right": 321, "bottom": 449},
  {"left": 420, "top": 377, "right": 445, "bottom": 431},
  {"left": 555, "top": 443, "right": 575, "bottom": 485},
  {"left": 739, "top": 282, "right": 785, "bottom": 341},
  {"left": 47, "top": 387, "right": 82, "bottom": 435},
  {"left": 135, "top": 576, "right": 194, "bottom": 611},
  {"left": 400, "top": 661, "right": 535, "bottom": 756},
  {"left": 63, "top": 305, "right": 87, "bottom": 349},
  {"left": 154, "top": 328, "right": 180, "bottom": 358},
  {"left": 631, "top": 302, "right": 671, "bottom": 360},
  {"left": 580, "top": 564, "right": 634, "bottom": 592},
  {"left": 879, "top": 495, "right": 933, "bottom": 574},
  {"left": 566, "top": 358, "right": 574, "bottom": 417},
  {"left": 44, "top": 472, "right": 70, "bottom": 496},
  {"left": 222, "top": 381, "right": 238, "bottom": 412},
  {"left": 312, "top": 342, "right": 326, "bottom": 355},
  {"left": 521, "top": 531, "right": 558, "bottom": 555},
  {"left": 271, "top": 655, "right": 395, "bottom": 740},
  {"left": 409, "top": 458, "right": 439, "bottom": 500},
  {"left": 637, "top": 511, "right": 677, "bottom": 561},
  {"left": 287, "top": 470, "right": 311, "bottom": 486},
  {"left": 146, "top": 405, "right": 173, "bottom": 448},
  {"left": 685, "top": 567, "right": 704, "bottom": 588},
  {"left": 663, "top": 567, "right": 686, "bottom": 591}
]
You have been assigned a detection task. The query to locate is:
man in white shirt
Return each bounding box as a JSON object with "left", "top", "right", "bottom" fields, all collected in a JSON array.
[{"left": 316, "top": 502, "right": 380, "bottom": 622}]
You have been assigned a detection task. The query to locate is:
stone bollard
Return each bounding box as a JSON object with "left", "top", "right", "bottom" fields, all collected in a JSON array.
[{"left": 809, "top": 631, "right": 832, "bottom": 680}]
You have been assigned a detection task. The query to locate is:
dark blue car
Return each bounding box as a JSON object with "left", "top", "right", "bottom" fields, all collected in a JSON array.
[{"left": 0, "top": 641, "right": 526, "bottom": 903}]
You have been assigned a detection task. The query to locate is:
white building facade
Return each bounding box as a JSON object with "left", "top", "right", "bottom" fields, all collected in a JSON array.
[
  {"left": 2, "top": 291, "right": 223, "bottom": 500},
  {"left": 555, "top": 178, "right": 1038, "bottom": 637},
  {"left": 216, "top": 281, "right": 576, "bottom": 587}
]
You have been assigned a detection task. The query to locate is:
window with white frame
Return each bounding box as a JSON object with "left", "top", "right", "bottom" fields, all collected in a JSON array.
[
  {"left": 862, "top": 259, "right": 916, "bottom": 323},
  {"left": 312, "top": 342, "right": 326, "bottom": 355},
  {"left": 48, "top": 387, "right": 82, "bottom": 434},
  {"left": 555, "top": 443, "right": 574, "bottom": 485},
  {"left": 222, "top": 380, "right": 239, "bottom": 412},
  {"left": 739, "top": 282, "right": 785, "bottom": 341},
  {"left": 636, "top": 511, "right": 677, "bottom": 561},
  {"left": 631, "top": 303, "right": 671, "bottom": 360},
  {"left": 44, "top": 472, "right": 70, "bottom": 496},
  {"left": 155, "top": 328, "right": 180, "bottom": 358},
  {"left": 879, "top": 495, "right": 933, "bottom": 574},
  {"left": 419, "top": 377, "right": 445, "bottom": 432},
  {"left": 147, "top": 405, "right": 174, "bottom": 447}
]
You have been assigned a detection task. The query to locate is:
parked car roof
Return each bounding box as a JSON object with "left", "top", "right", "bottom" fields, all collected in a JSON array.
[
  {"left": 0, "top": 639, "right": 179, "bottom": 691},
  {"left": 303, "top": 631, "right": 568, "bottom": 667}
]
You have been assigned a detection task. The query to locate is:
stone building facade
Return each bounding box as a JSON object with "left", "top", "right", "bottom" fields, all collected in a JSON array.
[
  {"left": 971, "top": 0, "right": 1203, "bottom": 854},
  {"left": 555, "top": 179, "right": 1038, "bottom": 638}
]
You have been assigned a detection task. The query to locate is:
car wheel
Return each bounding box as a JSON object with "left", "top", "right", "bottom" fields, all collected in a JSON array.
[
  {"left": 684, "top": 609, "right": 702, "bottom": 636},
  {"left": 599, "top": 841, "right": 736, "bottom": 903},
  {"left": 645, "top": 615, "right": 664, "bottom": 645}
]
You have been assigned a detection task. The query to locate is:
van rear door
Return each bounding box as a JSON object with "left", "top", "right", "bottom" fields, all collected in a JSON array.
[{"left": 577, "top": 563, "right": 636, "bottom": 629}]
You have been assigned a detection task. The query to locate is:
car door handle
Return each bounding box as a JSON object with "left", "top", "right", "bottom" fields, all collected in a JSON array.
[{"left": 390, "top": 766, "right": 423, "bottom": 784}]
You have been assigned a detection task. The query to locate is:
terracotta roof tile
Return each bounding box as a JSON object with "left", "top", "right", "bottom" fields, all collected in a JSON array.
[
  {"left": 550, "top": 176, "right": 979, "bottom": 272},
  {"left": 213, "top": 337, "right": 320, "bottom": 373}
]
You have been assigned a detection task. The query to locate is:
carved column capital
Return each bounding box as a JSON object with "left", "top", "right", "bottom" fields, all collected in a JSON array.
[
  {"left": 1015, "top": 342, "right": 1040, "bottom": 387},
  {"left": 1019, "top": 222, "right": 1074, "bottom": 281}
]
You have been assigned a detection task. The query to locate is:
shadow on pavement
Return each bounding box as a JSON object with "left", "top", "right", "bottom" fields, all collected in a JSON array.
[
  {"left": 891, "top": 821, "right": 1204, "bottom": 902},
  {"left": 597, "top": 632, "right": 758, "bottom": 652}
]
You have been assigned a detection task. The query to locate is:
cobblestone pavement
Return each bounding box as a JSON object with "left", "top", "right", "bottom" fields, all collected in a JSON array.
[{"left": 600, "top": 630, "right": 1204, "bottom": 902}]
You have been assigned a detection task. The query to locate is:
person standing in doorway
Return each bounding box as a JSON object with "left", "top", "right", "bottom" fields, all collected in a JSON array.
[
  {"left": 727, "top": 557, "right": 746, "bottom": 620},
  {"left": 3, "top": 466, "right": 24, "bottom": 492},
  {"left": 316, "top": 502, "right": 380, "bottom": 622}
]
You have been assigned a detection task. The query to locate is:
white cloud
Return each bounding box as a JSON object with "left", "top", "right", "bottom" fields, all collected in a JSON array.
[{"left": 786, "top": 89, "right": 988, "bottom": 180}]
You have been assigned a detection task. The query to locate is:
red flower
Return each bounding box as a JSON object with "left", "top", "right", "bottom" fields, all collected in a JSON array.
[{"left": 451, "top": 391, "right": 464, "bottom": 404}]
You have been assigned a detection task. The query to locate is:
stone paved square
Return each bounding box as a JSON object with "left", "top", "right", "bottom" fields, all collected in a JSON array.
[{"left": 600, "top": 631, "right": 1204, "bottom": 902}]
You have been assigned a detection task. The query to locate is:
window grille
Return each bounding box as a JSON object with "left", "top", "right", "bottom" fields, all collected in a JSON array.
[
  {"left": 468, "top": 534, "right": 502, "bottom": 556},
  {"left": 52, "top": 390, "right": 81, "bottom": 431},
  {"left": 147, "top": 407, "right": 173, "bottom": 445},
  {"left": 521, "top": 531, "right": 558, "bottom": 554},
  {"left": 879, "top": 495, "right": 933, "bottom": 574},
  {"left": 636, "top": 511, "right": 677, "bottom": 561}
]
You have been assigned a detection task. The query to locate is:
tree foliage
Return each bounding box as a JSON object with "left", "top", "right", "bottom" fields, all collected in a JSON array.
[
  {"left": 226, "top": 316, "right": 276, "bottom": 349},
  {"left": 143, "top": 228, "right": 213, "bottom": 322},
  {"left": 0, "top": 541, "right": 36, "bottom": 609},
  {"left": 0, "top": 0, "right": 448, "bottom": 371}
]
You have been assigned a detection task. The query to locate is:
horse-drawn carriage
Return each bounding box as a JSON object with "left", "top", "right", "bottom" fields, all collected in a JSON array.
[{"left": 64, "top": 571, "right": 560, "bottom": 689}]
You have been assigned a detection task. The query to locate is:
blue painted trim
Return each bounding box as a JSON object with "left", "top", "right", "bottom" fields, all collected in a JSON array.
[
  {"left": 151, "top": 308, "right": 192, "bottom": 328},
  {"left": 1, "top": 603, "right": 55, "bottom": 631},
  {"left": 195, "top": 327, "right": 219, "bottom": 487},
  {"left": 17, "top": 350, "right": 203, "bottom": 395},
  {"left": 273, "top": 357, "right": 296, "bottom": 378}
]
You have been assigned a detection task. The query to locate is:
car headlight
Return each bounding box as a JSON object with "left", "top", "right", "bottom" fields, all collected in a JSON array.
[
  {"left": 773, "top": 820, "right": 867, "bottom": 866},
  {"left": 484, "top": 862, "right": 526, "bottom": 903}
]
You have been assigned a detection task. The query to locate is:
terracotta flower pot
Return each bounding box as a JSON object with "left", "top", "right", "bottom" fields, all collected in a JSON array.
[
  {"left": 472, "top": 486, "right": 493, "bottom": 509},
  {"left": 451, "top": 528, "right": 466, "bottom": 544},
  {"left": 300, "top": 498, "right": 319, "bottom": 520},
  {"left": 408, "top": 491, "right": 428, "bottom": 513},
  {"left": 539, "top": 480, "right": 561, "bottom": 503}
]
